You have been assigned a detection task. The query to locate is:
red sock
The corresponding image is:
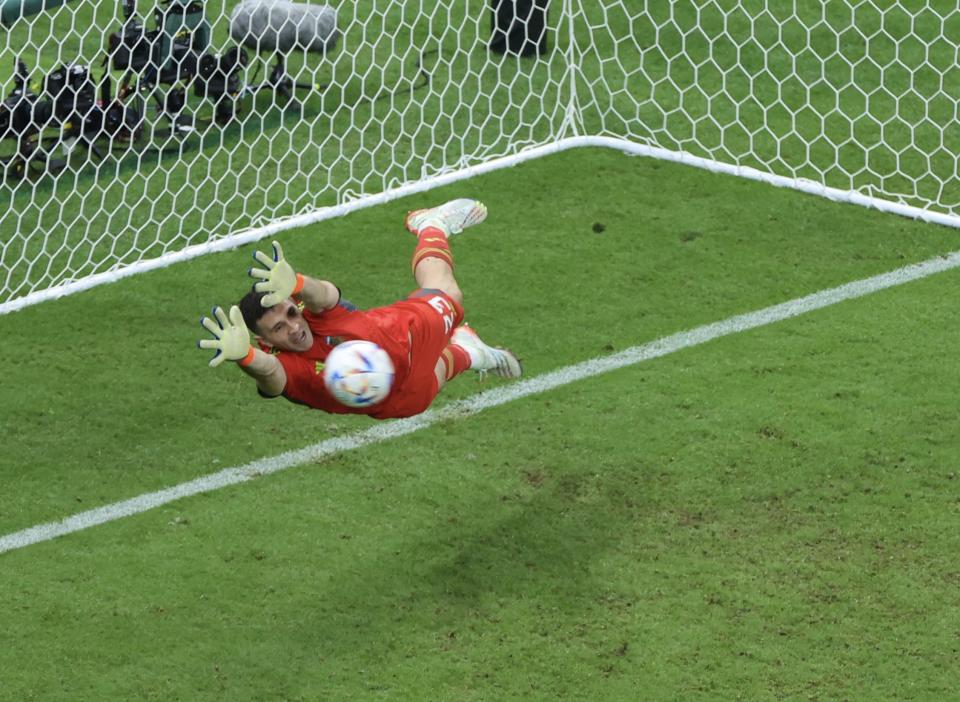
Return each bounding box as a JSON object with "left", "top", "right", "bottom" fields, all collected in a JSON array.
[
  {"left": 411, "top": 227, "right": 454, "bottom": 273},
  {"left": 441, "top": 344, "right": 472, "bottom": 380}
]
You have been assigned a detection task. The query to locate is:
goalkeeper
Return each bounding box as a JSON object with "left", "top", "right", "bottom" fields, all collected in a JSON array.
[{"left": 197, "top": 199, "right": 522, "bottom": 419}]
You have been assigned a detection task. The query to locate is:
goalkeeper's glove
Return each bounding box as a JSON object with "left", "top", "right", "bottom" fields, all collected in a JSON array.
[
  {"left": 197, "top": 305, "right": 254, "bottom": 368},
  {"left": 248, "top": 240, "right": 304, "bottom": 307}
]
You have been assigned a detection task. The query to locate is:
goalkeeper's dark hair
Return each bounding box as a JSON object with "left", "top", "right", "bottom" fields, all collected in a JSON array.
[{"left": 238, "top": 289, "right": 271, "bottom": 333}]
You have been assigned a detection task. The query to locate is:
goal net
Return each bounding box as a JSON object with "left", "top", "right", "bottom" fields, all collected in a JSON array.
[{"left": 2, "top": 1, "right": 958, "bottom": 313}]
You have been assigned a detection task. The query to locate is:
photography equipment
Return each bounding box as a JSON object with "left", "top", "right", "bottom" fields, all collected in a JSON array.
[
  {"left": 105, "top": 0, "right": 246, "bottom": 133},
  {"left": 0, "top": 59, "right": 38, "bottom": 139},
  {"left": 2, "top": 0, "right": 354, "bottom": 181},
  {"left": 94, "top": 72, "right": 145, "bottom": 145},
  {"left": 193, "top": 45, "right": 248, "bottom": 124},
  {"left": 104, "top": 0, "right": 155, "bottom": 73},
  {"left": 0, "top": 60, "right": 94, "bottom": 177},
  {"left": 105, "top": 0, "right": 208, "bottom": 84},
  {"left": 45, "top": 64, "right": 144, "bottom": 159},
  {"left": 0, "top": 58, "right": 46, "bottom": 178},
  {"left": 0, "top": 57, "right": 145, "bottom": 178},
  {"left": 152, "top": 0, "right": 209, "bottom": 85},
  {"left": 489, "top": 0, "right": 549, "bottom": 57},
  {"left": 44, "top": 63, "right": 97, "bottom": 125},
  {"left": 229, "top": 0, "right": 338, "bottom": 99},
  {"left": 62, "top": 70, "right": 145, "bottom": 158}
]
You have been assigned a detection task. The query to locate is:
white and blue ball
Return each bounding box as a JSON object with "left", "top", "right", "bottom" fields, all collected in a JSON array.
[{"left": 323, "top": 340, "right": 394, "bottom": 408}]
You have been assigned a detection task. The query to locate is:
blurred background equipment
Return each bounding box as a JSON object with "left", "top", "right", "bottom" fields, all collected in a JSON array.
[
  {"left": 0, "top": 57, "right": 143, "bottom": 178},
  {"left": 0, "top": 0, "right": 81, "bottom": 27},
  {"left": 105, "top": 0, "right": 228, "bottom": 132},
  {"left": 488, "top": 0, "right": 548, "bottom": 57},
  {"left": 229, "top": 0, "right": 338, "bottom": 99}
]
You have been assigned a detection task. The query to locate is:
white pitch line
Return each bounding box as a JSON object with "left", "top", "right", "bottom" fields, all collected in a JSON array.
[{"left": 3, "top": 250, "right": 960, "bottom": 555}]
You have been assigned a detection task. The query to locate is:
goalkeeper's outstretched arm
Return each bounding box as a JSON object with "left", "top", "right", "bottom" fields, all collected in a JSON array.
[
  {"left": 236, "top": 347, "right": 287, "bottom": 397},
  {"left": 249, "top": 240, "right": 339, "bottom": 312},
  {"left": 197, "top": 305, "right": 288, "bottom": 397}
]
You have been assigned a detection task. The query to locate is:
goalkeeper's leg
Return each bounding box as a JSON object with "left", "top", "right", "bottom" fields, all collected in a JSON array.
[
  {"left": 405, "top": 198, "right": 488, "bottom": 304},
  {"left": 404, "top": 198, "right": 517, "bottom": 392}
]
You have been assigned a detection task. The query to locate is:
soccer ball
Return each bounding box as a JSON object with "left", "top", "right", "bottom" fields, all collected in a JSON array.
[{"left": 323, "top": 340, "right": 395, "bottom": 408}]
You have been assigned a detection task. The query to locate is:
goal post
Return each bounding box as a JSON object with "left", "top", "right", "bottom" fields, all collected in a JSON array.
[{"left": 2, "top": 1, "right": 960, "bottom": 315}]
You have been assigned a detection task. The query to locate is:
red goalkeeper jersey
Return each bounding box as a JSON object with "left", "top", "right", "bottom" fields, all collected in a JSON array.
[{"left": 267, "top": 291, "right": 464, "bottom": 419}]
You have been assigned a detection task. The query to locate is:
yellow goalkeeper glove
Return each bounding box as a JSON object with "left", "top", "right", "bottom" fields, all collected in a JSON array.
[
  {"left": 248, "top": 240, "right": 304, "bottom": 307},
  {"left": 197, "top": 305, "right": 254, "bottom": 368}
]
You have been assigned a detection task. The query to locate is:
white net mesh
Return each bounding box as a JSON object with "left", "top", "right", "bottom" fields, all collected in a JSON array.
[
  {"left": 577, "top": 0, "right": 960, "bottom": 213},
  {"left": 2, "top": 1, "right": 959, "bottom": 312},
  {"left": 0, "top": 0, "right": 568, "bottom": 309}
]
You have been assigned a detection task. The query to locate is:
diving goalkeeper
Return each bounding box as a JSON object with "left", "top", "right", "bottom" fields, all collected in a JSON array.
[{"left": 197, "top": 199, "right": 522, "bottom": 419}]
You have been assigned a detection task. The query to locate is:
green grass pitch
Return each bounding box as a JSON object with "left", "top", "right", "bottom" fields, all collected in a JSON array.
[{"left": 2, "top": 146, "right": 960, "bottom": 700}]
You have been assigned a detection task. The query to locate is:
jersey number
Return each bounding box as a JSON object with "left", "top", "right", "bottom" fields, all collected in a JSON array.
[{"left": 428, "top": 296, "right": 455, "bottom": 333}]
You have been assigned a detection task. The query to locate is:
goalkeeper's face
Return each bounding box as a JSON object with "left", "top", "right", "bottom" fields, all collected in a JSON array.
[{"left": 256, "top": 298, "right": 314, "bottom": 352}]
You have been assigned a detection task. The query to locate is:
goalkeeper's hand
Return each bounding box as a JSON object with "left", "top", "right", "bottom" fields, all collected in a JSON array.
[
  {"left": 197, "top": 305, "right": 253, "bottom": 368},
  {"left": 249, "top": 240, "right": 303, "bottom": 307}
]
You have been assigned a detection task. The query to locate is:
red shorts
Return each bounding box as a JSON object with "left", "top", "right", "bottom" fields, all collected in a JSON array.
[{"left": 368, "top": 289, "right": 465, "bottom": 419}]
